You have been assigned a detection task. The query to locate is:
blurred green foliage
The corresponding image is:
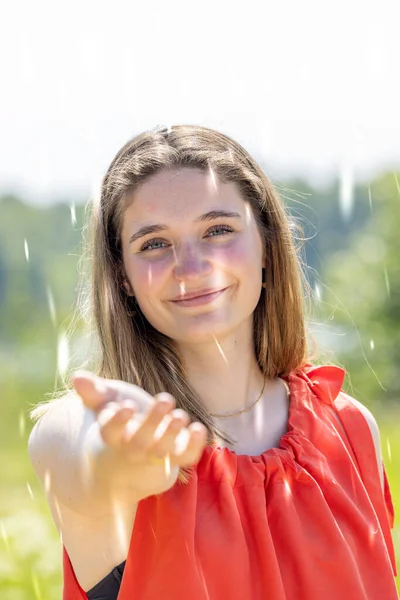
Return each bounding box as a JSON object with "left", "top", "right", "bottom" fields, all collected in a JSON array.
[{"left": 0, "top": 170, "right": 399, "bottom": 597}]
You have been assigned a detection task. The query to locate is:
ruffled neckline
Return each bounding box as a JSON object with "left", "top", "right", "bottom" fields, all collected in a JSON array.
[{"left": 202, "top": 364, "right": 346, "bottom": 462}]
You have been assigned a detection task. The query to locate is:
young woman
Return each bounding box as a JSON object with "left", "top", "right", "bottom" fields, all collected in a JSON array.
[{"left": 29, "top": 125, "right": 397, "bottom": 599}]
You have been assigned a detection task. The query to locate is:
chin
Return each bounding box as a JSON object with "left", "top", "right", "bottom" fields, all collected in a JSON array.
[{"left": 169, "top": 314, "right": 249, "bottom": 345}]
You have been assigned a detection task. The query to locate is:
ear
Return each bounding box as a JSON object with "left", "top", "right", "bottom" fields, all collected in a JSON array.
[{"left": 121, "top": 279, "right": 134, "bottom": 297}]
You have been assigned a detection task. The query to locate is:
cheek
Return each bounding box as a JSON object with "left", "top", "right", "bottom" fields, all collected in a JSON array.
[
  {"left": 217, "top": 235, "right": 262, "bottom": 271},
  {"left": 128, "top": 257, "right": 169, "bottom": 296}
]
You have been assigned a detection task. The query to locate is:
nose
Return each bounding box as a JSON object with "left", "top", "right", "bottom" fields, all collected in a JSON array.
[{"left": 172, "top": 243, "right": 212, "bottom": 282}]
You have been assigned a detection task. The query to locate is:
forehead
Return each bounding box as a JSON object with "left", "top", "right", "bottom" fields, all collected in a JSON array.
[{"left": 125, "top": 168, "right": 247, "bottom": 222}]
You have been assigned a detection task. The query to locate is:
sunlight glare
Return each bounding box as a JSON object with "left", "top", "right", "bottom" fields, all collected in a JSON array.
[{"left": 369, "top": 340, "right": 375, "bottom": 350}]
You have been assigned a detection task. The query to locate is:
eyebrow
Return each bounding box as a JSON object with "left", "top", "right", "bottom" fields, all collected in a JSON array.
[{"left": 128, "top": 210, "right": 242, "bottom": 245}]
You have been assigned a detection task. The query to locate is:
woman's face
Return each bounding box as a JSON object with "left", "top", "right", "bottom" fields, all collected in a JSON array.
[{"left": 121, "top": 167, "right": 265, "bottom": 344}]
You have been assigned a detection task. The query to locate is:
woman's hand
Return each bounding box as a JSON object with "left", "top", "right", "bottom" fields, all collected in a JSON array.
[{"left": 71, "top": 371, "right": 208, "bottom": 490}]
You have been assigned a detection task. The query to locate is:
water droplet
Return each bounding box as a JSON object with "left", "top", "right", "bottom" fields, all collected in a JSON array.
[
  {"left": 368, "top": 185, "right": 372, "bottom": 213},
  {"left": 386, "top": 438, "right": 392, "bottom": 462},
  {"left": 394, "top": 173, "right": 400, "bottom": 197},
  {"left": 314, "top": 283, "right": 321, "bottom": 301},
  {"left": 19, "top": 410, "right": 26, "bottom": 437},
  {"left": 212, "top": 333, "right": 228, "bottom": 365},
  {"left": 370, "top": 340, "right": 375, "bottom": 350},
  {"left": 57, "top": 331, "right": 69, "bottom": 379},
  {"left": 26, "top": 482, "right": 34, "bottom": 500},
  {"left": 207, "top": 166, "right": 218, "bottom": 192},
  {"left": 31, "top": 569, "right": 42, "bottom": 600},
  {"left": 339, "top": 158, "right": 354, "bottom": 222},
  {"left": 70, "top": 203, "right": 77, "bottom": 226},
  {"left": 384, "top": 267, "right": 391, "bottom": 299},
  {"left": 0, "top": 522, "right": 9, "bottom": 548},
  {"left": 24, "top": 238, "right": 30, "bottom": 261},
  {"left": 44, "top": 469, "right": 51, "bottom": 493},
  {"left": 46, "top": 284, "right": 57, "bottom": 327}
]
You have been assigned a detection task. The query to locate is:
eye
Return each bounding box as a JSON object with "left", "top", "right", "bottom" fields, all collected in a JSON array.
[
  {"left": 139, "top": 238, "right": 169, "bottom": 252},
  {"left": 205, "top": 224, "right": 234, "bottom": 237}
]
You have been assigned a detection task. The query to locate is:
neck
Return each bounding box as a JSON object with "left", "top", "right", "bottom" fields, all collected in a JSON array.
[{"left": 176, "top": 319, "right": 264, "bottom": 416}]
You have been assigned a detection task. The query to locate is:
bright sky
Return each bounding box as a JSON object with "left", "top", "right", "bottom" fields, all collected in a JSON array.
[{"left": 1, "top": 0, "right": 399, "bottom": 204}]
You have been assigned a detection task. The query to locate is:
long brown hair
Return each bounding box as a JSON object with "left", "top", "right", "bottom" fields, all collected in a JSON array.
[{"left": 32, "top": 124, "right": 311, "bottom": 483}]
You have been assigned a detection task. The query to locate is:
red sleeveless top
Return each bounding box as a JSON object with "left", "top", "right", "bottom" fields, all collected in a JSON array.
[{"left": 62, "top": 365, "right": 398, "bottom": 599}]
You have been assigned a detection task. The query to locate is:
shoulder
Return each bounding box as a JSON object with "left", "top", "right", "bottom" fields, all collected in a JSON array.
[
  {"left": 28, "top": 393, "right": 89, "bottom": 474},
  {"left": 303, "top": 364, "right": 384, "bottom": 492},
  {"left": 340, "top": 393, "right": 384, "bottom": 491}
]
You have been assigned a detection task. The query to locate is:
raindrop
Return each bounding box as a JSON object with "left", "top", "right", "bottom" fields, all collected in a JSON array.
[
  {"left": 386, "top": 438, "right": 392, "bottom": 462},
  {"left": 147, "top": 267, "right": 153, "bottom": 287},
  {"left": 0, "top": 522, "right": 9, "bottom": 549},
  {"left": 31, "top": 569, "right": 42, "bottom": 600},
  {"left": 57, "top": 331, "right": 69, "bottom": 379},
  {"left": 339, "top": 158, "right": 354, "bottom": 223},
  {"left": 283, "top": 479, "right": 292, "bottom": 497},
  {"left": 212, "top": 334, "right": 228, "bottom": 365},
  {"left": 70, "top": 203, "right": 77, "bottom": 226},
  {"left": 24, "top": 238, "right": 29, "bottom": 261},
  {"left": 26, "top": 482, "right": 34, "bottom": 500},
  {"left": 369, "top": 340, "right": 375, "bottom": 350},
  {"left": 394, "top": 173, "right": 400, "bottom": 196},
  {"left": 19, "top": 410, "right": 26, "bottom": 437},
  {"left": 110, "top": 499, "right": 130, "bottom": 554},
  {"left": 44, "top": 469, "right": 51, "bottom": 493},
  {"left": 368, "top": 185, "right": 372, "bottom": 213},
  {"left": 165, "top": 454, "right": 171, "bottom": 478},
  {"left": 207, "top": 166, "right": 218, "bottom": 192},
  {"left": 383, "top": 267, "right": 391, "bottom": 299},
  {"left": 46, "top": 284, "right": 57, "bottom": 327}
]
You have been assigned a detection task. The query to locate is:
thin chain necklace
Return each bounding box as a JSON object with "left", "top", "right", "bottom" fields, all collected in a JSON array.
[{"left": 210, "top": 378, "right": 267, "bottom": 418}]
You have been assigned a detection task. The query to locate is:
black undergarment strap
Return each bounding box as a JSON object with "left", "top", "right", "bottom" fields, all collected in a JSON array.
[{"left": 86, "top": 561, "right": 126, "bottom": 600}]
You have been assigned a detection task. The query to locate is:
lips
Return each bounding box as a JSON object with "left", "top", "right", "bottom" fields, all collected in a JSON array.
[
  {"left": 169, "top": 287, "right": 229, "bottom": 307},
  {"left": 171, "top": 288, "right": 226, "bottom": 302}
]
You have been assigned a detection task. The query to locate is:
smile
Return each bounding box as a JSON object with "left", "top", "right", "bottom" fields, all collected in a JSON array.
[{"left": 170, "top": 288, "right": 228, "bottom": 307}]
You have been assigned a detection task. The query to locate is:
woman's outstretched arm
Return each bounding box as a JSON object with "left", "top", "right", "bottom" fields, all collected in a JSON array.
[{"left": 28, "top": 372, "right": 208, "bottom": 518}]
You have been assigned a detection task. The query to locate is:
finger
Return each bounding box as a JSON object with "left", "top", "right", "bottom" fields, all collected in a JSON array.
[
  {"left": 148, "top": 409, "right": 190, "bottom": 457},
  {"left": 122, "top": 394, "right": 175, "bottom": 453},
  {"left": 71, "top": 371, "right": 115, "bottom": 411},
  {"left": 97, "top": 401, "right": 138, "bottom": 447},
  {"left": 173, "top": 422, "right": 208, "bottom": 467}
]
